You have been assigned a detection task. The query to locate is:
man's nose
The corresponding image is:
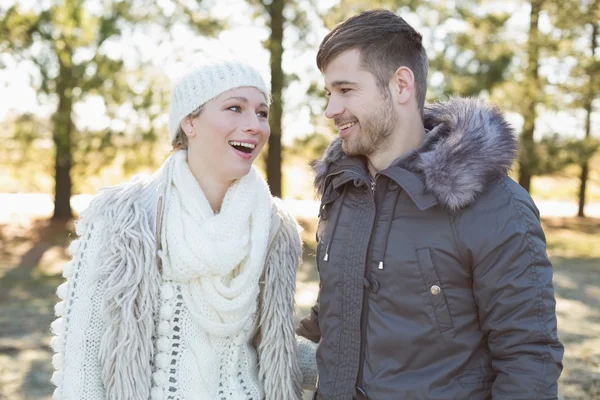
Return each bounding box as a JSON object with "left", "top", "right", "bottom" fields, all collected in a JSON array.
[{"left": 325, "top": 97, "right": 343, "bottom": 119}]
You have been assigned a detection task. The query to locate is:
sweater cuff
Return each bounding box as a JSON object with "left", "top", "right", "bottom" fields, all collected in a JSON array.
[{"left": 296, "top": 334, "right": 318, "bottom": 390}]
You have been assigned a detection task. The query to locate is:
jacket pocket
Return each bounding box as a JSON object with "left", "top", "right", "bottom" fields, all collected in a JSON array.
[{"left": 416, "top": 247, "right": 454, "bottom": 332}]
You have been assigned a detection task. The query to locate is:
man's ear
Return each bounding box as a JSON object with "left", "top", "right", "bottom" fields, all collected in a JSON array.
[{"left": 391, "top": 66, "right": 415, "bottom": 105}]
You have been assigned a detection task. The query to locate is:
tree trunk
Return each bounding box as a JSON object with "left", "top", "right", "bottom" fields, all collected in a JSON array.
[
  {"left": 518, "top": 0, "right": 543, "bottom": 192},
  {"left": 266, "top": 0, "right": 285, "bottom": 197},
  {"left": 578, "top": 163, "right": 589, "bottom": 217},
  {"left": 52, "top": 68, "right": 75, "bottom": 221},
  {"left": 577, "top": 3, "right": 598, "bottom": 218}
]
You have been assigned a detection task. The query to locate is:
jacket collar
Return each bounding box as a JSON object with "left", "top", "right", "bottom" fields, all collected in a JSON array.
[
  {"left": 323, "top": 156, "right": 438, "bottom": 211},
  {"left": 382, "top": 167, "right": 438, "bottom": 211},
  {"left": 313, "top": 97, "right": 517, "bottom": 211}
]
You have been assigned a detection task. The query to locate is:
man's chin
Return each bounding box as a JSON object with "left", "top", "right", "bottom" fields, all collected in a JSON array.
[{"left": 341, "top": 140, "right": 362, "bottom": 157}]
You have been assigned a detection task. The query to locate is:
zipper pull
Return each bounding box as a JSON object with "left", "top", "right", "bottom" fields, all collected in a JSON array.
[
  {"left": 370, "top": 174, "right": 379, "bottom": 194},
  {"left": 378, "top": 261, "right": 384, "bottom": 270},
  {"left": 323, "top": 242, "right": 330, "bottom": 261}
]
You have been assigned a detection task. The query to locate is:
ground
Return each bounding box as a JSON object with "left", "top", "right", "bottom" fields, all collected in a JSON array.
[{"left": 0, "top": 206, "right": 599, "bottom": 399}]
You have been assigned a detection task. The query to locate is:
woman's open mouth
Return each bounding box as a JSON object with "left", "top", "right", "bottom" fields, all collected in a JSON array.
[{"left": 229, "top": 141, "right": 256, "bottom": 154}]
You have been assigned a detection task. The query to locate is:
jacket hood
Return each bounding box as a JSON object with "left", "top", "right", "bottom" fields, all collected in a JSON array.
[{"left": 313, "top": 97, "right": 517, "bottom": 211}]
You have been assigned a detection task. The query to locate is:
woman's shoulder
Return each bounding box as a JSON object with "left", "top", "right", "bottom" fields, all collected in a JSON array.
[
  {"left": 271, "top": 198, "right": 302, "bottom": 237},
  {"left": 79, "top": 171, "right": 163, "bottom": 229},
  {"left": 268, "top": 198, "right": 303, "bottom": 259}
]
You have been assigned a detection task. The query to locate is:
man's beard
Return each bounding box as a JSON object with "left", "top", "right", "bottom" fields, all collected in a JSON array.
[{"left": 342, "top": 95, "right": 398, "bottom": 158}]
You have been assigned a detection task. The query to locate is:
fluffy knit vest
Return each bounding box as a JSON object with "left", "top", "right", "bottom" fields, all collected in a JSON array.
[{"left": 50, "top": 152, "right": 305, "bottom": 400}]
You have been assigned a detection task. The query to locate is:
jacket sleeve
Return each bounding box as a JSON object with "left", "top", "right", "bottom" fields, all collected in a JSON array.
[
  {"left": 50, "top": 217, "right": 106, "bottom": 399},
  {"left": 296, "top": 298, "right": 321, "bottom": 343},
  {"left": 459, "top": 178, "right": 563, "bottom": 399}
]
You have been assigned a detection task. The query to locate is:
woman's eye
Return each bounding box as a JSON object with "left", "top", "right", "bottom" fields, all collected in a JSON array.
[
  {"left": 341, "top": 88, "right": 351, "bottom": 94},
  {"left": 228, "top": 106, "right": 241, "bottom": 112},
  {"left": 257, "top": 111, "right": 269, "bottom": 118}
]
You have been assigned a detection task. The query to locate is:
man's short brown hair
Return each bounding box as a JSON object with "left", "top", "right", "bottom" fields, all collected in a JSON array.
[{"left": 317, "top": 9, "right": 428, "bottom": 114}]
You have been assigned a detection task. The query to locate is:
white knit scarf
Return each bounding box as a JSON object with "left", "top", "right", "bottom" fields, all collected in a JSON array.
[{"left": 164, "top": 150, "right": 272, "bottom": 337}]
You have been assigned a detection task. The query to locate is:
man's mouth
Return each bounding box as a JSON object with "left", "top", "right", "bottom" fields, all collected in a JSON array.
[
  {"left": 228, "top": 141, "right": 256, "bottom": 154},
  {"left": 337, "top": 121, "right": 357, "bottom": 132}
]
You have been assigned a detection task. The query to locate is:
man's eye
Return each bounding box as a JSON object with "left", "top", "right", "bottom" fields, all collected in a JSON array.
[
  {"left": 257, "top": 111, "right": 269, "bottom": 118},
  {"left": 341, "top": 88, "right": 352, "bottom": 94}
]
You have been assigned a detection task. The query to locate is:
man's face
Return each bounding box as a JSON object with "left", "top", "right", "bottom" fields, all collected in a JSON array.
[{"left": 323, "top": 49, "right": 398, "bottom": 157}]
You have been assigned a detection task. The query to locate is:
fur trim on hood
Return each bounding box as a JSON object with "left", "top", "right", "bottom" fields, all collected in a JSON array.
[{"left": 313, "top": 97, "right": 517, "bottom": 211}]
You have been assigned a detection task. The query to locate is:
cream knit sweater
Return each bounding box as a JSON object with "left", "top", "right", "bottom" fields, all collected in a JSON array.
[{"left": 50, "top": 154, "right": 318, "bottom": 400}]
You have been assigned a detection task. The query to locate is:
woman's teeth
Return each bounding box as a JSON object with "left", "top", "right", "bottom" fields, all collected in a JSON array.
[{"left": 229, "top": 141, "right": 256, "bottom": 154}]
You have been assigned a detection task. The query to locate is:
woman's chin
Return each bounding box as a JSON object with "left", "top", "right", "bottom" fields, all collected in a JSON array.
[{"left": 224, "top": 164, "right": 253, "bottom": 181}]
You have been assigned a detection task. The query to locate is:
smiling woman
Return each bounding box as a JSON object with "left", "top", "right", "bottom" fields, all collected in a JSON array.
[
  {"left": 175, "top": 84, "right": 271, "bottom": 210},
  {"left": 48, "top": 57, "right": 317, "bottom": 400}
]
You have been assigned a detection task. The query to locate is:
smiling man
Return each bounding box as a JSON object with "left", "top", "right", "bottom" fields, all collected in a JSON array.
[{"left": 297, "top": 9, "right": 564, "bottom": 400}]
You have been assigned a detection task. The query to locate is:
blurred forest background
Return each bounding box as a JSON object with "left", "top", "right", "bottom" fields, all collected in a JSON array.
[{"left": 0, "top": 0, "right": 599, "bottom": 399}]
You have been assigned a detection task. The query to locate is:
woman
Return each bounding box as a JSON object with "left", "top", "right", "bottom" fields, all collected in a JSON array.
[{"left": 50, "top": 58, "right": 317, "bottom": 399}]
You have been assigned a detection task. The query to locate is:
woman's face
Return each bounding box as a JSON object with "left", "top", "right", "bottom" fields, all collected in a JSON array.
[{"left": 181, "top": 86, "right": 270, "bottom": 182}]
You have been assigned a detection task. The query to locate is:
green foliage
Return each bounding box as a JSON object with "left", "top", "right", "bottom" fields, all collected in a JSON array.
[
  {"left": 533, "top": 134, "right": 577, "bottom": 175},
  {"left": 0, "top": 113, "right": 53, "bottom": 192},
  {"left": 321, "top": 0, "right": 420, "bottom": 27},
  {"left": 0, "top": 0, "right": 221, "bottom": 200},
  {"left": 532, "top": 134, "right": 600, "bottom": 176},
  {"left": 287, "top": 131, "right": 334, "bottom": 163},
  {"left": 320, "top": 0, "right": 516, "bottom": 100},
  {"left": 428, "top": 6, "right": 514, "bottom": 100},
  {"left": 567, "top": 137, "right": 600, "bottom": 165}
]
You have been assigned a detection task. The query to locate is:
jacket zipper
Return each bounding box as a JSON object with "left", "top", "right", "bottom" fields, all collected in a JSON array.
[
  {"left": 321, "top": 167, "right": 365, "bottom": 262},
  {"left": 356, "top": 175, "right": 380, "bottom": 397}
]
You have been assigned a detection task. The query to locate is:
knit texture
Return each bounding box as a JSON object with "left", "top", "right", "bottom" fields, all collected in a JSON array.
[
  {"left": 296, "top": 335, "right": 319, "bottom": 389},
  {"left": 165, "top": 151, "right": 271, "bottom": 336},
  {"left": 49, "top": 153, "right": 316, "bottom": 400},
  {"left": 150, "top": 150, "right": 272, "bottom": 399},
  {"left": 168, "top": 58, "right": 270, "bottom": 139},
  {"left": 256, "top": 199, "right": 304, "bottom": 399},
  {"left": 51, "top": 220, "right": 106, "bottom": 399}
]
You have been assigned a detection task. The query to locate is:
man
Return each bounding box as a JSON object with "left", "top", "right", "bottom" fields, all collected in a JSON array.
[{"left": 297, "top": 9, "right": 563, "bottom": 400}]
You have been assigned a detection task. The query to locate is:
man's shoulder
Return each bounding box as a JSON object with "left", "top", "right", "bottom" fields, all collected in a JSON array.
[{"left": 461, "top": 174, "right": 540, "bottom": 221}]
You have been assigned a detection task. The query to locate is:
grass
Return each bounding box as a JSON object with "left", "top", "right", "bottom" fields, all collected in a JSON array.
[
  {"left": 525, "top": 155, "right": 600, "bottom": 203},
  {"left": 533, "top": 175, "right": 600, "bottom": 202},
  {"left": 0, "top": 214, "right": 598, "bottom": 399},
  {"left": 543, "top": 217, "right": 600, "bottom": 259}
]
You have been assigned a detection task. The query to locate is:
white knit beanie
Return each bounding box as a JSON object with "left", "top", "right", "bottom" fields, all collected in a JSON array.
[{"left": 168, "top": 58, "right": 270, "bottom": 140}]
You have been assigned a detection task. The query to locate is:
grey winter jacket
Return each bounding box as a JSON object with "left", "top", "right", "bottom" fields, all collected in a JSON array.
[{"left": 297, "top": 98, "right": 564, "bottom": 400}]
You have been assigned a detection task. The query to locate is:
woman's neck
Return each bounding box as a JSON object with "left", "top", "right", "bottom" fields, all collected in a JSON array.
[{"left": 186, "top": 156, "right": 232, "bottom": 213}]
